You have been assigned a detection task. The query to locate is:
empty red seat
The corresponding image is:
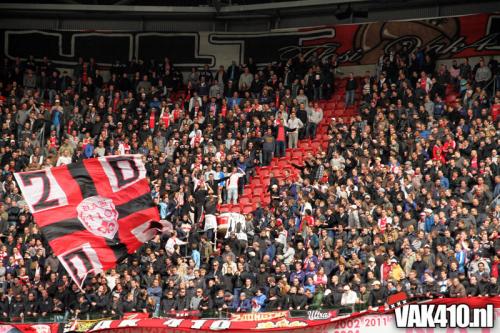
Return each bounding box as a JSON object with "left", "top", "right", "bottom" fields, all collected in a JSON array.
[
  {"left": 252, "top": 194, "right": 263, "bottom": 203},
  {"left": 239, "top": 196, "right": 250, "bottom": 205},
  {"left": 291, "top": 150, "right": 302, "bottom": 158},
  {"left": 251, "top": 178, "right": 262, "bottom": 187},
  {"left": 253, "top": 187, "right": 264, "bottom": 196},
  {"left": 277, "top": 160, "right": 289, "bottom": 168},
  {"left": 242, "top": 204, "right": 254, "bottom": 214},
  {"left": 259, "top": 168, "right": 270, "bottom": 178},
  {"left": 219, "top": 205, "right": 231, "bottom": 213},
  {"left": 229, "top": 205, "right": 241, "bottom": 213}
]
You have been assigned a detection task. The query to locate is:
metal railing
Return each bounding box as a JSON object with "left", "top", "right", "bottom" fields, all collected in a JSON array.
[{"left": 4, "top": 303, "right": 369, "bottom": 324}]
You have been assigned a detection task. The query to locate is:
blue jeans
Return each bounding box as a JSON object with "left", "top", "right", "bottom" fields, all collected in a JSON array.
[
  {"left": 227, "top": 187, "right": 238, "bottom": 204},
  {"left": 275, "top": 141, "right": 285, "bottom": 157},
  {"left": 345, "top": 89, "right": 355, "bottom": 106},
  {"left": 307, "top": 123, "right": 318, "bottom": 139},
  {"left": 48, "top": 89, "right": 57, "bottom": 104},
  {"left": 313, "top": 86, "right": 323, "bottom": 101},
  {"left": 263, "top": 150, "right": 273, "bottom": 165},
  {"left": 52, "top": 123, "right": 61, "bottom": 138}
]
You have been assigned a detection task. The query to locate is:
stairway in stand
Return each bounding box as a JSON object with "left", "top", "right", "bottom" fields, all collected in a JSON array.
[{"left": 219, "top": 77, "right": 362, "bottom": 214}]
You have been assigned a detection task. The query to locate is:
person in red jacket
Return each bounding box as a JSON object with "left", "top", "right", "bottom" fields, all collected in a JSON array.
[
  {"left": 492, "top": 96, "right": 500, "bottom": 121},
  {"left": 299, "top": 209, "right": 315, "bottom": 232}
]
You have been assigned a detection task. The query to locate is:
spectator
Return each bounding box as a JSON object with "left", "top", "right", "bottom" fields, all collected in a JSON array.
[
  {"left": 231, "top": 292, "right": 251, "bottom": 313},
  {"left": 449, "top": 277, "right": 466, "bottom": 298},
  {"left": 368, "top": 281, "right": 387, "bottom": 309},
  {"left": 340, "top": 285, "right": 358, "bottom": 306},
  {"left": 307, "top": 102, "right": 323, "bottom": 139},
  {"left": 475, "top": 59, "right": 492, "bottom": 88},
  {"left": 345, "top": 73, "right": 357, "bottom": 107},
  {"left": 0, "top": 48, "right": 498, "bottom": 323}
]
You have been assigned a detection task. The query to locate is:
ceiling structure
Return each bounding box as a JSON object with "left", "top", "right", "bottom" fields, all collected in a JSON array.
[{"left": 0, "top": 0, "right": 499, "bottom": 31}]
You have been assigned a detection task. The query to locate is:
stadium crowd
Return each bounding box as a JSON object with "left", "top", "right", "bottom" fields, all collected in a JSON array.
[{"left": 0, "top": 48, "right": 499, "bottom": 322}]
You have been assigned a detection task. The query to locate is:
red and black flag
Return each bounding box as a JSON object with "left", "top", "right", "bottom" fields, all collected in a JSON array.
[{"left": 14, "top": 155, "right": 160, "bottom": 289}]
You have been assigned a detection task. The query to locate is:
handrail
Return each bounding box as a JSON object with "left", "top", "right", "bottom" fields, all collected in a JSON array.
[
  {"left": 3, "top": 304, "right": 369, "bottom": 324},
  {"left": 483, "top": 75, "right": 496, "bottom": 93}
]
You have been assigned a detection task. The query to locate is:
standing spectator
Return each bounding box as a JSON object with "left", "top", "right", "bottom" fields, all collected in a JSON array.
[
  {"left": 226, "top": 167, "right": 245, "bottom": 205},
  {"left": 345, "top": 73, "right": 357, "bottom": 108},
  {"left": 286, "top": 112, "right": 303, "bottom": 149},
  {"left": 475, "top": 59, "right": 492, "bottom": 88},
  {"left": 307, "top": 102, "right": 323, "bottom": 139}
]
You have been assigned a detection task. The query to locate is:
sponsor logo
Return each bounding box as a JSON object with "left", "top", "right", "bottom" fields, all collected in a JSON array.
[
  {"left": 231, "top": 311, "right": 287, "bottom": 322},
  {"left": 395, "top": 304, "right": 495, "bottom": 328},
  {"left": 307, "top": 310, "right": 332, "bottom": 320},
  {"left": 77, "top": 195, "right": 119, "bottom": 240},
  {"left": 32, "top": 325, "right": 52, "bottom": 333},
  {"left": 256, "top": 319, "right": 307, "bottom": 329}
]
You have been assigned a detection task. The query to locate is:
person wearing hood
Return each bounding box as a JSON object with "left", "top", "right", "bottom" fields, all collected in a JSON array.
[{"left": 231, "top": 292, "right": 252, "bottom": 312}]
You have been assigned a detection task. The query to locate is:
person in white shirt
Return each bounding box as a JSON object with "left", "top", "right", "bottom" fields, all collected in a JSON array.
[
  {"left": 330, "top": 151, "right": 345, "bottom": 170},
  {"left": 56, "top": 149, "right": 72, "bottom": 166},
  {"left": 307, "top": 102, "right": 323, "bottom": 139},
  {"left": 286, "top": 112, "right": 303, "bottom": 149},
  {"left": 165, "top": 231, "right": 187, "bottom": 256},
  {"left": 238, "top": 67, "right": 253, "bottom": 91},
  {"left": 341, "top": 285, "right": 358, "bottom": 306},
  {"left": 188, "top": 92, "right": 202, "bottom": 111},
  {"left": 226, "top": 167, "right": 245, "bottom": 205}
]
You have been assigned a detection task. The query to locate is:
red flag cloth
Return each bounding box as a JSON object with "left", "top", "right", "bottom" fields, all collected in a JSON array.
[
  {"left": 0, "top": 323, "right": 60, "bottom": 333},
  {"left": 14, "top": 155, "right": 159, "bottom": 288}
]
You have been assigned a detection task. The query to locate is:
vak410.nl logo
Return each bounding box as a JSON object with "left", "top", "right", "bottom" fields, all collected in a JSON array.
[{"left": 395, "top": 304, "right": 495, "bottom": 328}]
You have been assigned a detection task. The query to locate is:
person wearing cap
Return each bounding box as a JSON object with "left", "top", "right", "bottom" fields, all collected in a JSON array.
[
  {"left": 389, "top": 258, "right": 405, "bottom": 282},
  {"left": 341, "top": 284, "right": 358, "bottom": 306},
  {"left": 367, "top": 280, "right": 387, "bottom": 309},
  {"left": 231, "top": 291, "right": 251, "bottom": 313}
]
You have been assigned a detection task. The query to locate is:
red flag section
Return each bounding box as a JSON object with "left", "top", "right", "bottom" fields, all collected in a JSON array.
[{"left": 14, "top": 155, "right": 160, "bottom": 288}]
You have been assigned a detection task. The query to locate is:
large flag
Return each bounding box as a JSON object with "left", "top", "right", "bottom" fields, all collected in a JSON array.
[{"left": 14, "top": 155, "right": 160, "bottom": 288}]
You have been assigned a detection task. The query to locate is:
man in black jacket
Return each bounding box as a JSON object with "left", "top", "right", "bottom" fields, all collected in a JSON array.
[
  {"left": 71, "top": 294, "right": 90, "bottom": 318},
  {"left": 289, "top": 286, "right": 307, "bottom": 310},
  {"left": 265, "top": 288, "right": 282, "bottom": 311},
  {"left": 9, "top": 294, "right": 25, "bottom": 319},
  {"left": 368, "top": 280, "right": 387, "bottom": 309},
  {"left": 160, "top": 290, "right": 176, "bottom": 315},
  {"left": 173, "top": 288, "right": 190, "bottom": 311},
  {"left": 37, "top": 289, "right": 53, "bottom": 319},
  {"left": 120, "top": 293, "right": 137, "bottom": 313},
  {"left": 88, "top": 285, "right": 108, "bottom": 314},
  {"left": 297, "top": 103, "right": 308, "bottom": 139},
  {"left": 24, "top": 292, "right": 38, "bottom": 319}
]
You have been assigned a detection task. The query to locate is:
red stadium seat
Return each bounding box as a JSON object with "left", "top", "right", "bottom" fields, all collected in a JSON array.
[
  {"left": 253, "top": 187, "right": 264, "bottom": 196},
  {"left": 242, "top": 204, "right": 254, "bottom": 215},
  {"left": 239, "top": 196, "right": 250, "bottom": 205},
  {"left": 219, "top": 204, "right": 231, "bottom": 213}
]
